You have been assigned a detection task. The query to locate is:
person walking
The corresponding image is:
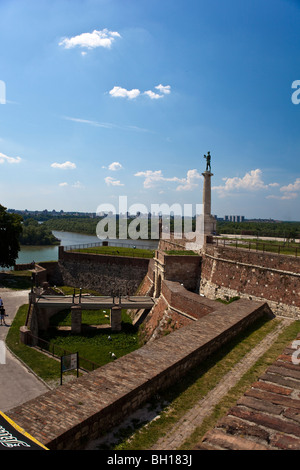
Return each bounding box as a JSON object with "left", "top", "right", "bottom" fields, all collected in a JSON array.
[
  {"left": 0, "top": 307, "right": 6, "bottom": 325},
  {"left": 0, "top": 298, "right": 7, "bottom": 326}
]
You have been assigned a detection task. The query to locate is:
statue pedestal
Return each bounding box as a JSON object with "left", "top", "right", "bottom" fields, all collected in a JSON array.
[{"left": 202, "top": 171, "right": 216, "bottom": 239}]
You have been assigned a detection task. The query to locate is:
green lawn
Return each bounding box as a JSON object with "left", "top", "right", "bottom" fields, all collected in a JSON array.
[
  {"left": 48, "top": 308, "right": 111, "bottom": 327},
  {"left": 43, "top": 308, "right": 140, "bottom": 368},
  {"left": 72, "top": 246, "right": 155, "bottom": 258},
  {"left": 6, "top": 304, "right": 62, "bottom": 383},
  {"left": 6, "top": 304, "right": 141, "bottom": 381}
]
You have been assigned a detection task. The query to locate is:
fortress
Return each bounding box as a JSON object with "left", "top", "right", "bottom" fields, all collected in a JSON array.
[{"left": 9, "top": 155, "right": 300, "bottom": 450}]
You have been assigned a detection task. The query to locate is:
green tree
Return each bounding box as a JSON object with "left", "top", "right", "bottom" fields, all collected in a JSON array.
[
  {"left": 0, "top": 205, "right": 23, "bottom": 267},
  {"left": 19, "top": 218, "right": 59, "bottom": 246}
]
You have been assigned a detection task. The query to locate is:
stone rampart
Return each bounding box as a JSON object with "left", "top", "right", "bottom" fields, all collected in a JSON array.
[
  {"left": 200, "top": 245, "right": 300, "bottom": 318},
  {"left": 153, "top": 250, "right": 201, "bottom": 296},
  {"left": 58, "top": 248, "right": 150, "bottom": 295}
]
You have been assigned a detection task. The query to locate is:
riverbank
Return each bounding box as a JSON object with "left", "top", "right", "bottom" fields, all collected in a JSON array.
[{"left": 16, "top": 230, "right": 159, "bottom": 265}]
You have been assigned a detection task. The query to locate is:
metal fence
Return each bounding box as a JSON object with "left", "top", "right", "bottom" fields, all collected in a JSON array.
[
  {"left": 31, "top": 334, "right": 100, "bottom": 372},
  {"left": 213, "top": 237, "right": 299, "bottom": 257},
  {"left": 63, "top": 241, "right": 156, "bottom": 257}
]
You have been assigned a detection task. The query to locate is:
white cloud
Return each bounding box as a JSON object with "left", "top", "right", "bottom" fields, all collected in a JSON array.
[
  {"left": 176, "top": 169, "right": 202, "bottom": 191},
  {"left": 59, "top": 181, "right": 84, "bottom": 189},
  {"left": 105, "top": 176, "right": 124, "bottom": 186},
  {"left": 59, "top": 29, "right": 121, "bottom": 50},
  {"left": 144, "top": 90, "right": 163, "bottom": 100},
  {"left": 267, "top": 192, "right": 298, "bottom": 200},
  {"left": 134, "top": 168, "right": 201, "bottom": 191},
  {"left": 109, "top": 84, "right": 171, "bottom": 100},
  {"left": 155, "top": 84, "right": 171, "bottom": 95},
  {"left": 134, "top": 170, "right": 179, "bottom": 189},
  {"left": 109, "top": 86, "right": 140, "bottom": 100},
  {"left": 212, "top": 169, "right": 277, "bottom": 197},
  {"left": 266, "top": 177, "right": 300, "bottom": 200},
  {"left": 51, "top": 161, "right": 76, "bottom": 170},
  {"left": 108, "top": 162, "right": 123, "bottom": 171},
  {"left": 0, "top": 152, "right": 21, "bottom": 164},
  {"left": 280, "top": 178, "right": 300, "bottom": 193}
]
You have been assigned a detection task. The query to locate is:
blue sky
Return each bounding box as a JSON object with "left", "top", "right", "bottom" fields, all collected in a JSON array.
[{"left": 0, "top": 0, "right": 300, "bottom": 220}]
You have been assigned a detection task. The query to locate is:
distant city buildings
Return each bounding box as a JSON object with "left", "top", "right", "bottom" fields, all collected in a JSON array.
[{"left": 224, "top": 215, "right": 245, "bottom": 222}]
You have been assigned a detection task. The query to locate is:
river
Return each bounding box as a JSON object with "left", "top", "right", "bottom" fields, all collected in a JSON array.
[{"left": 16, "top": 231, "right": 159, "bottom": 265}]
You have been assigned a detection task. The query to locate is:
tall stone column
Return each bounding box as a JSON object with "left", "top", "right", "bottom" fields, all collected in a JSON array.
[
  {"left": 203, "top": 171, "right": 212, "bottom": 216},
  {"left": 202, "top": 171, "right": 217, "bottom": 240}
]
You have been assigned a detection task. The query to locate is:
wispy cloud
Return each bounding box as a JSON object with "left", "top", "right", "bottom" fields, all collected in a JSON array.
[
  {"left": 155, "top": 84, "right": 171, "bottom": 95},
  {"left": 51, "top": 161, "right": 76, "bottom": 170},
  {"left": 144, "top": 90, "right": 163, "bottom": 100},
  {"left": 0, "top": 152, "right": 21, "bottom": 164},
  {"left": 280, "top": 178, "right": 300, "bottom": 193},
  {"left": 109, "top": 84, "right": 171, "bottom": 100},
  {"left": 267, "top": 177, "right": 300, "bottom": 200},
  {"left": 102, "top": 162, "right": 123, "bottom": 171},
  {"left": 134, "top": 168, "right": 201, "bottom": 191},
  {"left": 105, "top": 176, "right": 124, "bottom": 187},
  {"left": 63, "top": 116, "right": 151, "bottom": 133},
  {"left": 59, "top": 29, "right": 121, "bottom": 51},
  {"left": 176, "top": 169, "right": 202, "bottom": 191},
  {"left": 59, "top": 181, "right": 84, "bottom": 189},
  {"left": 63, "top": 116, "right": 114, "bottom": 129}
]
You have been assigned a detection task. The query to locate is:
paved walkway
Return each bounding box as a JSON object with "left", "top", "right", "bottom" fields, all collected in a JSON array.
[
  {"left": 0, "top": 288, "right": 49, "bottom": 413},
  {"left": 151, "top": 317, "right": 293, "bottom": 450}
]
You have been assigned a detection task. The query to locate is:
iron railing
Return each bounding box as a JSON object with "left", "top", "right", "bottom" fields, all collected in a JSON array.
[
  {"left": 30, "top": 334, "right": 100, "bottom": 372},
  {"left": 213, "top": 237, "right": 299, "bottom": 257}
]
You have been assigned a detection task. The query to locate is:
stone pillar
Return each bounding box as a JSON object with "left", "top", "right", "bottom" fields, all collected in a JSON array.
[
  {"left": 110, "top": 306, "right": 122, "bottom": 331},
  {"left": 202, "top": 171, "right": 217, "bottom": 240},
  {"left": 19, "top": 326, "right": 32, "bottom": 345},
  {"left": 203, "top": 171, "right": 212, "bottom": 216},
  {"left": 71, "top": 305, "right": 82, "bottom": 334}
]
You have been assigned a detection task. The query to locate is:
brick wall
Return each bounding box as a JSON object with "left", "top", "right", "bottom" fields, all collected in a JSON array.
[
  {"left": 200, "top": 246, "right": 300, "bottom": 318},
  {"left": 154, "top": 251, "right": 201, "bottom": 292}
]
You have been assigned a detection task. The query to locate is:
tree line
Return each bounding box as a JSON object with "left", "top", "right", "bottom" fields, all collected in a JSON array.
[{"left": 19, "top": 219, "right": 60, "bottom": 246}]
